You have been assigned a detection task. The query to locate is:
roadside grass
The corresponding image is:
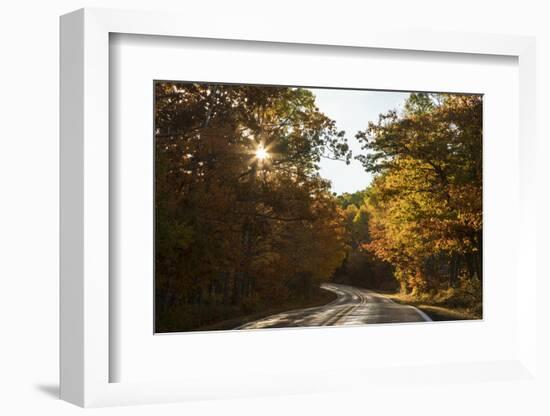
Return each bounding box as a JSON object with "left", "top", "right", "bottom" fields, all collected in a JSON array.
[
  {"left": 384, "top": 290, "right": 482, "bottom": 322},
  {"left": 157, "top": 287, "right": 337, "bottom": 333}
]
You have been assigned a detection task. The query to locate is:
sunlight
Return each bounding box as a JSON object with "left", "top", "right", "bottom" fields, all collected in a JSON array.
[{"left": 255, "top": 145, "right": 269, "bottom": 161}]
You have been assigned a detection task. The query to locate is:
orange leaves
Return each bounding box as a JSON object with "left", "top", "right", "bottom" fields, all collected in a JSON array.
[{"left": 357, "top": 93, "right": 482, "bottom": 293}]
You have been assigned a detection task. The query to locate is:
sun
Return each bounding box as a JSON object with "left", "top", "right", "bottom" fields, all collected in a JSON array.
[{"left": 255, "top": 145, "right": 269, "bottom": 161}]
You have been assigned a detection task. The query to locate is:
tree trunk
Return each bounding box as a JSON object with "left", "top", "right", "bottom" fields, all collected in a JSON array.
[
  {"left": 222, "top": 272, "right": 229, "bottom": 305},
  {"left": 231, "top": 272, "right": 241, "bottom": 305}
]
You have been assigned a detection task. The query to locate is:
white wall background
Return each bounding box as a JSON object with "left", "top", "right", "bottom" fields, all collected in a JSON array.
[{"left": 0, "top": 1, "right": 548, "bottom": 415}]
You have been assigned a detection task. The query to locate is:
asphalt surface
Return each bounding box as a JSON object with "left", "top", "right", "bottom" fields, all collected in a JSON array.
[{"left": 238, "top": 283, "right": 432, "bottom": 329}]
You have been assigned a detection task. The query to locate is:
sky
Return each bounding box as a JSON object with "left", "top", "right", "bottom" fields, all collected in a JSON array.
[{"left": 308, "top": 88, "right": 410, "bottom": 195}]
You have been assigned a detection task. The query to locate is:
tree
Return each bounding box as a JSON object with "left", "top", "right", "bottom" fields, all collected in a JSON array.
[
  {"left": 154, "top": 82, "right": 351, "bottom": 330},
  {"left": 356, "top": 93, "right": 482, "bottom": 295},
  {"left": 331, "top": 191, "right": 396, "bottom": 290}
]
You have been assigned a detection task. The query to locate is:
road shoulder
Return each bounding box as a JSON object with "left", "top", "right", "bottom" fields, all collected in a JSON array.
[{"left": 384, "top": 293, "right": 481, "bottom": 321}]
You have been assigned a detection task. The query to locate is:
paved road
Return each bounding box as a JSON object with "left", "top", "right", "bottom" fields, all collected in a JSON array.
[{"left": 238, "top": 283, "right": 431, "bottom": 329}]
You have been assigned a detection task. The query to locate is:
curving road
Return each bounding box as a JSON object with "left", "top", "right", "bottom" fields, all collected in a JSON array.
[{"left": 238, "top": 283, "right": 431, "bottom": 330}]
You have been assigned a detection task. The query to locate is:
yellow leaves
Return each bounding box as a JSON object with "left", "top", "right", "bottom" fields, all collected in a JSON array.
[{"left": 355, "top": 93, "right": 482, "bottom": 294}]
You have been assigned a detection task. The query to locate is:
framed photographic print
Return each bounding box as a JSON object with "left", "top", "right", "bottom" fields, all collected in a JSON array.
[{"left": 60, "top": 8, "right": 538, "bottom": 409}]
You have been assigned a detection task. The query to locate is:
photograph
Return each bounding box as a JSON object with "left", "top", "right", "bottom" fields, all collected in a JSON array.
[{"left": 154, "top": 81, "right": 483, "bottom": 333}]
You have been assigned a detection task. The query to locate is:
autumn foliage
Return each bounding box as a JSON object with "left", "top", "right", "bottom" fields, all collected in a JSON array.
[
  {"left": 155, "top": 84, "right": 483, "bottom": 332},
  {"left": 155, "top": 82, "right": 350, "bottom": 331},
  {"left": 354, "top": 93, "right": 482, "bottom": 311}
]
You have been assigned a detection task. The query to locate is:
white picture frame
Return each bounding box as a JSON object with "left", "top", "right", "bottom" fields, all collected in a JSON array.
[{"left": 60, "top": 7, "right": 538, "bottom": 408}]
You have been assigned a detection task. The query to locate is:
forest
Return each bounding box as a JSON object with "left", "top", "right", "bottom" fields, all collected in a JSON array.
[{"left": 155, "top": 82, "right": 482, "bottom": 332}]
